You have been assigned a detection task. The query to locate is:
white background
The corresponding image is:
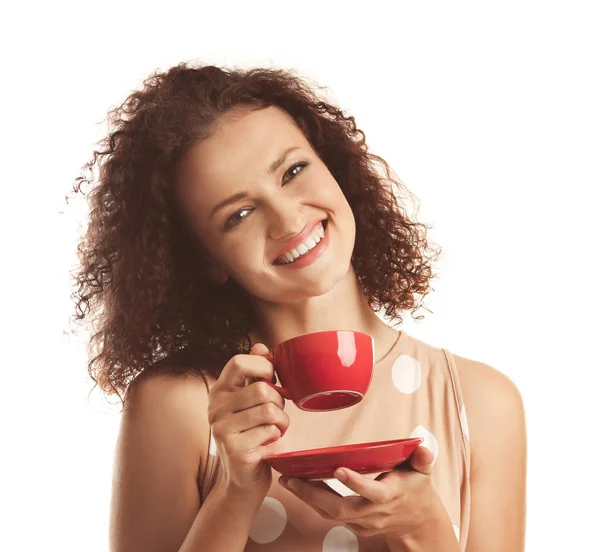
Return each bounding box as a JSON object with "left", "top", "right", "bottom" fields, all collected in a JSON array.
[{"left": 1, "top": 1, "right": 598, "bottom": 550}]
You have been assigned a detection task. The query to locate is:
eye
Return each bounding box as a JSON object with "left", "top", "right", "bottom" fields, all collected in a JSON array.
[
  {"left": 283, "top": 161, "right": 309, "bottom": 182},
  {"left": 224, "top": 207, "right": 252, "bottom": 229},
  {"left": 223, "top": 161, "right": 310, "bottom": 230}
]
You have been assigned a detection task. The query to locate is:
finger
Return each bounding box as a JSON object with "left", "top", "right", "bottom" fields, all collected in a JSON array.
[
  {"left": 246, "top": 344, "right": 278, "bottom": 385},
  {"left": 243, "top": 380, "right": 286, "bottom": 413},
  {"left": 214, "top": 380, "right": 286, "bottom": 416},
  {"left": 216, "top": 420, "right": 283, "bottom": 453},
  {"left": 332, "top": 468, "right": 401, "bottom": 504},
  {"left": 207, "top": 380, "right": 286, "bottom": 432},
  {"left": 409, "top": 445, "right": 435, "bottom": 475},
  {"left": 279, "top": 476, "right": 366, "bottom": 521},
  {"left": 247, "top": 343, "right": 277, "bottom": 383},
  {"left": 224, "top": 401, "right": 290, "bottom": 436},
  {"left": 219, "top": 345, "right": 275, "bottom": 390},
  {"left": 280, "top": 480, "right": 332, "bottom": 519}
]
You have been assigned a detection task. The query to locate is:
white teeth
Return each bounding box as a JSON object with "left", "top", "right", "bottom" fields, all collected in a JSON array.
[{"left": 277, "top": 221, "right": 326, "bottom": 264}]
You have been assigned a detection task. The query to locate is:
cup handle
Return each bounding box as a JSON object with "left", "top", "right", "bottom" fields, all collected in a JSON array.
[{"left": 257, "top": 377, "right": 292, "bottom": 400}]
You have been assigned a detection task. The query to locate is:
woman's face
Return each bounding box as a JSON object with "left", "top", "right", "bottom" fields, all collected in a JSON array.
[{"left": 174, "top": 105, "right": 356, "bottom": 303}]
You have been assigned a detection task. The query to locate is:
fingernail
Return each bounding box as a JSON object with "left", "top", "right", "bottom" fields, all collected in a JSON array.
[{"left": 334, "top": 469, "right": 348, "bottom": 482}]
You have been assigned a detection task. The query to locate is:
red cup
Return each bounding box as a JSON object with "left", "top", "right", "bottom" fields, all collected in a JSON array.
[{"left": 259, "top": 330, "right": 375, "bottom": 412}]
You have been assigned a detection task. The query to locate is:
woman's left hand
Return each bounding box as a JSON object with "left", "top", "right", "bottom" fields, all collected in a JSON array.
[{"left": 278, "top": 445, "right": 455, "bottom": 545}]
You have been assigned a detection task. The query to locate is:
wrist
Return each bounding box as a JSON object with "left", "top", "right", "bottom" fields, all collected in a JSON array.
[{"left": 217, "top": 478, "right": 270, "bottom": 508}]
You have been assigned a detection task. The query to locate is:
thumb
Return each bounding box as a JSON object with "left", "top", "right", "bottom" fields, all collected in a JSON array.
[
  {"left": 250, "top": 342, "right": 277, "bottom": 383},
  {"left": 410, "top": 445, "right": 435, "bottom": 476},
  {"left": 250, "top": 342, "right": 271, "bottom": 357}
]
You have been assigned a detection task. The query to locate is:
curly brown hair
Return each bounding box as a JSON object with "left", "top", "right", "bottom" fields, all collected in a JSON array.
[{"left": 68, "top": 60, "right": 442, "bottom": 409}]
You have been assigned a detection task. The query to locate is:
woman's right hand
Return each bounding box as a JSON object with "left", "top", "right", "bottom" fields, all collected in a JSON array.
[{"left": 207, "top": 342, "right": 290, "bottom": 496}]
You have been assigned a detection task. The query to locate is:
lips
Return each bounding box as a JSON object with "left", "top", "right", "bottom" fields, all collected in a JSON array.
[{"left": 272, "top": 218, "right": 328, "bottom": 264}]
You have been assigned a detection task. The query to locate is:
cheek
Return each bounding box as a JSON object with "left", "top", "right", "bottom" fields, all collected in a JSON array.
[
  {"left": 326, "top": 184, "right": 355, "bottom": 226},
  {"left": 307, "top": 173, "right": 346, "bottom": 207},
  {"left": 227, "top": 239, "right": 265, "bottom": 270}
]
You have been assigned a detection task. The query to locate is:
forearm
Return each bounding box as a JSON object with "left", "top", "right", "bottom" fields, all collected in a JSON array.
[{"left": 178, "top": 482, "right": 265, "bottom": 552}]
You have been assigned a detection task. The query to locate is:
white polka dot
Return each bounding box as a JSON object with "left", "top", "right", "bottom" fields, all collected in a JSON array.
[
  {"left": 453, "top": 524, "right": 460, "bottom": 541},
  {"left": 391, "top": 355, "right": 421, "bottom": 394},
  {"left": 460, "top": 404, "right": 470, "bottom": 440},
  {"left": 208, "top": 434, "right": 217, "bottom": 455},
  {"left": 249, "top": 497, "right": 287, "bottom": 544},
  {"left": 410, "top": 425, "right": 439, "bottom": 464},
  {"left": 324, "top": 478, "right": 359, "bottom": 497},
  {"left": 322, "top": 526, "right": 359, "bottom": 551}
]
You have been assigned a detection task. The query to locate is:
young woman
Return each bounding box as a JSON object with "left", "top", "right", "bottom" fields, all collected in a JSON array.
[{"left": 71, "top": 62, "right": 526, "bottom": 551}]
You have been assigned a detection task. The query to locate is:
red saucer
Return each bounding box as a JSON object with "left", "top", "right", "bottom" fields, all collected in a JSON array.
[{"left": 263, "top": 437, "right": 424, "bottom": 480}]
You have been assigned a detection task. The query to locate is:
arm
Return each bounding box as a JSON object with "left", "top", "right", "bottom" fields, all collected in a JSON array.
[
  {"left": 387, "top": 355, "right": 527, "bottom": 552},
  {"left": 454, "top": 354, "right": 528, "bottom": 552},
  {"left": 109, "top": 370, "right": 263, "bottom": 552},
  {"left": 179, "top": 481, "right": 266, "bottom": 552}
]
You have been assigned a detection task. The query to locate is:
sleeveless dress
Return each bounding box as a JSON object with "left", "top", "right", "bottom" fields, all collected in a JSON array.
[{"left": 198, "top": 330, "right": 471, "bottom": 551}]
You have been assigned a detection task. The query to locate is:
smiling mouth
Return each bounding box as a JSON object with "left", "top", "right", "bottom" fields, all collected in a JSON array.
[{"left": 272, "top": 219, "right": 328, "bottom": 265}]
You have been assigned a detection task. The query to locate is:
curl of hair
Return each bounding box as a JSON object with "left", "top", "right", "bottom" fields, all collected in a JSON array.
[{"left": 68, "top": 60, "right": 442, "bottom": 409}]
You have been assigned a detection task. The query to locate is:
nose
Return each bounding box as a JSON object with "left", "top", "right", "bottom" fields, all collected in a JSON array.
[{"left": 265, "top": 198, "right": 305, "bottom": 240}]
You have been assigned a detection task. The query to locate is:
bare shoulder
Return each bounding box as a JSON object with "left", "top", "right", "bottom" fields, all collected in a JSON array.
[
  {"left": 125, "top": 366, "right": 211, "bottom": 416},
  {"left": 452, "top": 353, "right": 524, "bottom": 410},
  {"left": 452, "top": 353, "right": 525, "bottom": 447},
  {"left": 451, "top": 352, "right": 527, "bottom": 551},
  {"left": 110, "top": 368, "right": 212, "bottom": 552},
  {"left": 122, "top": 367, "right": 212, "bottom": 476},
  {"left": 452, "top": 352, "right": 526, "bottom": 465}
]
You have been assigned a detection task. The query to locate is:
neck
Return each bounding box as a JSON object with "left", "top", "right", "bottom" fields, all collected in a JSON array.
[{"left": 247, "top": 264, "right": 400, "bottom": 363}]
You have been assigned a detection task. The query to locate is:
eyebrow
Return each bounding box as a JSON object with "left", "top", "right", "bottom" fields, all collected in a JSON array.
[{"left": 208, "top": 146, "right": 302, "bottom": 219}]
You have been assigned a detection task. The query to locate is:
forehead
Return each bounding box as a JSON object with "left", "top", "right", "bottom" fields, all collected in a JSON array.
[{"left": 176, "top": 106, "right": 309, "bottom": 215}]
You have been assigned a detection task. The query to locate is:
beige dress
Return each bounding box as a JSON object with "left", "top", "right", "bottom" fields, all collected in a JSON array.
[{"left": 198, "top": 330, "right": 471, "bottom": 551}]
